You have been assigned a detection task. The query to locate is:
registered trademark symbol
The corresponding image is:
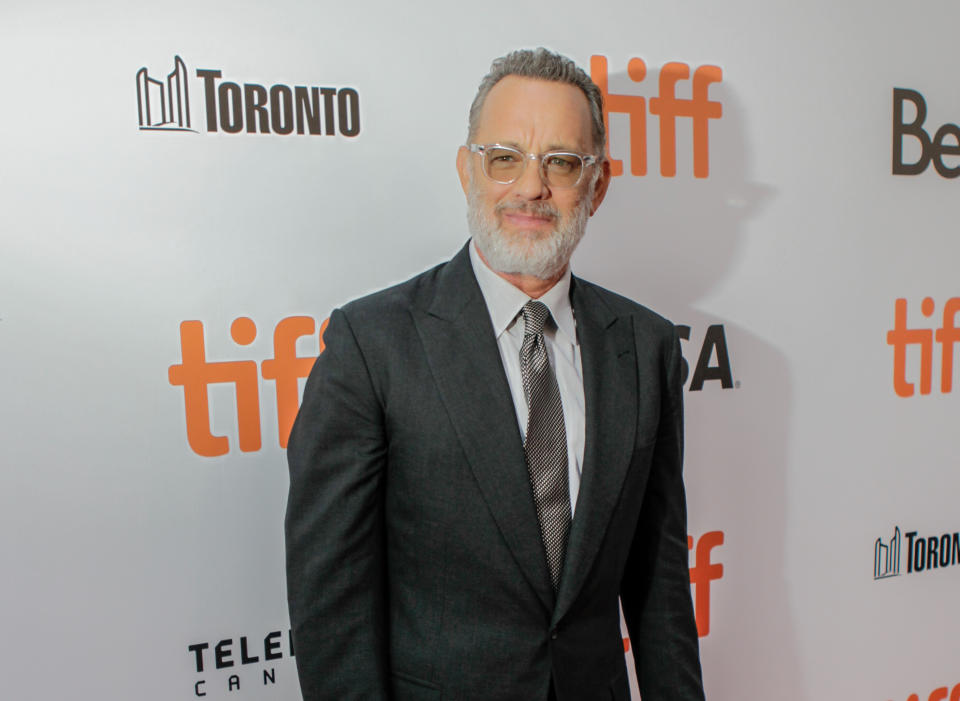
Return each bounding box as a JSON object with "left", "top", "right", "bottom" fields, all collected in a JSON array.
[{"left": 734, "top": 380, "right": 741, "bottom": 388}]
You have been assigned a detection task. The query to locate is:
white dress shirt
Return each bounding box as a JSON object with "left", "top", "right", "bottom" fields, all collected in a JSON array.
[{"left": 468, "top": 241, "right": 586, "bottom": 516}]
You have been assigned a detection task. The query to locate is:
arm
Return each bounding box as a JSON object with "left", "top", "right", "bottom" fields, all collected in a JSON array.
[
  {"left": 285, "top": 307, "right": 389, "bottom": 700},
  {"left": 620, "top": 329, "right": 705, "bottom": 701}
]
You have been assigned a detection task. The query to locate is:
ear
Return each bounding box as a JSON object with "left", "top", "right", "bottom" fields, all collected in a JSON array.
[
  {"left": 588, "top": 159, "right": 612, "bottom": 216},
  {"left": 456, "top": 145, "right": 471, "bottom": 196}
]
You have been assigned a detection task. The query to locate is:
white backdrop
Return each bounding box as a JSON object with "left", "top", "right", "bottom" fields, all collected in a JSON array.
[{"left": 2, "top": 1, "right": 958, "bottom": 699}]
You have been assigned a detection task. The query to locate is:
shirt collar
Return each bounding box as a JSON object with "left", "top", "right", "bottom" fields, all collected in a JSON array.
[{"left": 469, "top": 239, "right": 577, "bottom": 345}]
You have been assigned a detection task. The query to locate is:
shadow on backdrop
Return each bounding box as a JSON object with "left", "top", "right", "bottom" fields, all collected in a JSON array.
[{"left": 573, "top": 64, "right": 803, "bottom": 701}]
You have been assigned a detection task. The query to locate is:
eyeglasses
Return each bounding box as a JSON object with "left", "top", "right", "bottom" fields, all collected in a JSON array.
[{"left": 468, "top": 143, "right": 598, "bottom": 188}]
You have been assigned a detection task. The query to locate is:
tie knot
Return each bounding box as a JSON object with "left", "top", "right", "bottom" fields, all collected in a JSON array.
[{"left": 522, "top": 300, "right": 551, "bottom": 337}]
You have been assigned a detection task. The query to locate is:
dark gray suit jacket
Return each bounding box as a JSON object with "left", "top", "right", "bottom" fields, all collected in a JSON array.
[{"left": 285, "top": 243, "right": 704, "bottom": 700}]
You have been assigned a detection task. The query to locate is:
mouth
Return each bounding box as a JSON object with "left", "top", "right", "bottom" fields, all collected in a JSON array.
[{"left": 498, "top": 206, "right": 557, "bottom": 232}]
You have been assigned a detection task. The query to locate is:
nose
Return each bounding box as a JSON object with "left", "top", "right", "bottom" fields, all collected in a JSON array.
[{"left": 512, "top": 153, "right": 550, "bottom": 200}]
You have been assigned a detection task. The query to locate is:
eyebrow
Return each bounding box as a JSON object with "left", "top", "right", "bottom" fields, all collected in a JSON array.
[{"left": 496, "top": 140, "right": 582, "bottom": 153}]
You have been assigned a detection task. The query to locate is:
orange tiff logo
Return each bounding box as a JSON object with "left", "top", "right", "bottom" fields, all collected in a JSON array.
[
  {"left": 590, "top": 55, "right": 722, "bottom": 178},
  {"left": 886, "top": 297, "right": 960, "bottom": 397},
  {"left": 688, "top": 530, "right": 724, "bottom": 637},
  {"left": 168, "top": 316, "right": 328, "bottom": 456}
]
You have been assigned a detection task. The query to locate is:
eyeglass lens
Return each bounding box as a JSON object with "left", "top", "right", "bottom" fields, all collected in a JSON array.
[{"left": 483, "top": 147, "right": 584, "bottom": 187}]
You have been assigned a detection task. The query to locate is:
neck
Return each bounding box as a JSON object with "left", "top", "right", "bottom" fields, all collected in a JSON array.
[{"left": 475, "top": 247, "right": 565, "bottom": 299}]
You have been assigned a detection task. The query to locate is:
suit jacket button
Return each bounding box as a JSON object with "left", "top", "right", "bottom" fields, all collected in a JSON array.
[{"left": 550, "top": 629, "right": 558, "bottom": 640}]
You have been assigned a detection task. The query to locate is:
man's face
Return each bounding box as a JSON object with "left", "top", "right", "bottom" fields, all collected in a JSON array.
[{"left": 456, "top": 76, "right": 611, "bottom": 281}]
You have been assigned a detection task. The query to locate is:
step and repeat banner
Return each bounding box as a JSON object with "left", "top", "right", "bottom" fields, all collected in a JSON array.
[{"left": 2, "top": 1, "right": 957, "bottom": 699}]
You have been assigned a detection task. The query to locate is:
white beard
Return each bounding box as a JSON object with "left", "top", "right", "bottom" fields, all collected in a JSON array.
[{"left": 467, "top": 178, "right": 592, "bottom": 281}]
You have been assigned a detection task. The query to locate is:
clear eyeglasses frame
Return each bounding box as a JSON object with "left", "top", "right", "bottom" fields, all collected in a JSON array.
[{"left": 468, "top": 143, "right": 598, "bottom": 188}]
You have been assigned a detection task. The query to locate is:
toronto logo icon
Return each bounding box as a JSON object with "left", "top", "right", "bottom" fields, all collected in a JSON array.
[
  {"left": 136, "top": 55, "right": 195, "bottom": 132},
  {"left": 874, "top": 526, "right": 901, "bottom": 579}
]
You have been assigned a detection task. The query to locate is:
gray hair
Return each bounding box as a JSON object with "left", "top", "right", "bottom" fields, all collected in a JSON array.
[{"left": 467, "top": 47, "right": 606, "bottom": 154}]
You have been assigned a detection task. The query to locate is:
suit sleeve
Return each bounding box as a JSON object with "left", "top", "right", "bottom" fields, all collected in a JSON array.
[
  {"left": 285, "top": 307, "right": 389, "bottom": 700},
  {"left": 620, "top": 327, "right": 706, "bottom": 701}
]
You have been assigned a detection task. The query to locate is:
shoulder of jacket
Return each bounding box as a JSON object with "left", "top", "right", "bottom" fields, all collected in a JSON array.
[
  {"left": 338, "top": 259, "right": 447, "bottom": 324},
  {"left": 574, "top": 276, "right": 676, "bottom": 337}
]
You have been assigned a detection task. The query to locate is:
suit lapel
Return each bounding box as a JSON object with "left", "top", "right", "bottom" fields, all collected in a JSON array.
[
  {"left": 413, "top": 245, "right": 555, "bottom": 612},
  {"left": 552, "top": 277, "right": 638, "bottom": 625}
]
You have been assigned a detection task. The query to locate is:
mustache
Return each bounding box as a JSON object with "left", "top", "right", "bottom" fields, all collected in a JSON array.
[{"left": 494, "top": 201, "right": 560, "bottom": 219}]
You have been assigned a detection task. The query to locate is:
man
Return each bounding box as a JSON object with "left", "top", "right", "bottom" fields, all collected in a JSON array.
[{"left": 286, "top": 48, "right": 705, "bottom": 700}]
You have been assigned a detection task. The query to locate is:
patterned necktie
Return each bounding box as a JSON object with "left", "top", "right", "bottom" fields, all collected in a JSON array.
[{"left": 520, "top": 300, "right": 571, "bottom": 591}]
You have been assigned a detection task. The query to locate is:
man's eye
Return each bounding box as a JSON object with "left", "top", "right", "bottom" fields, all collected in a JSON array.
[{"left": 546, "top": 156, "right": 576, "bottom": 171}]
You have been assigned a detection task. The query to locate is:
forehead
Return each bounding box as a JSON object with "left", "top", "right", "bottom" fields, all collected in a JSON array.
[{"left": 474, "top": 76, "right": 593, "bottom": 151}]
